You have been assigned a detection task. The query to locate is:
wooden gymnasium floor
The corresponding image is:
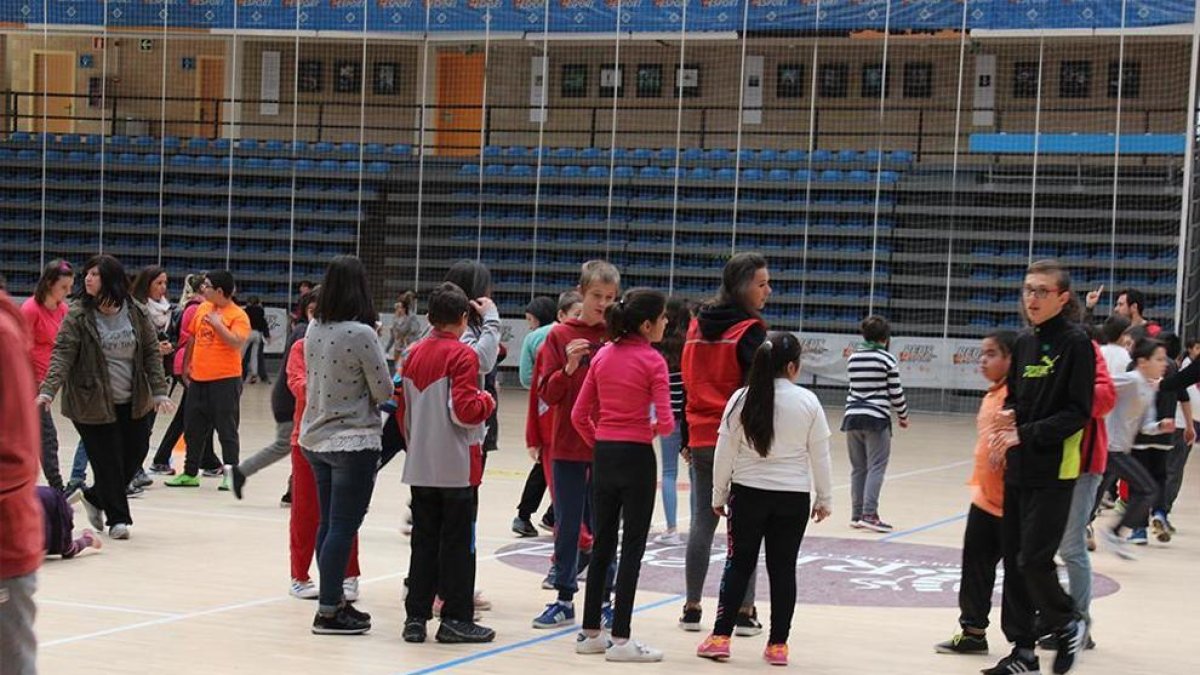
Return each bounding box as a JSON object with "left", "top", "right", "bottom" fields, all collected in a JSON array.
[{"left": 35, "top": 386, "right": 1197, "bottom": 674}]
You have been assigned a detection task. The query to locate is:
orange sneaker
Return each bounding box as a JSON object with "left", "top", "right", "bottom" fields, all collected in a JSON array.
[
  {"left": 763, "top": 643, "right": 788, "bottom": 666},
  {"left": 697, "top": 634, "right": 731, "bottom": 660}
]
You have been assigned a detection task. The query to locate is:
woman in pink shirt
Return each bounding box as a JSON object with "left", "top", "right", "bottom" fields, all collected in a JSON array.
[
  {"left": 571, "top": 288, "right": 673, "bottom": 662},
  {"left": 20, "top": 259, "right": 74, "bottom": 491}
]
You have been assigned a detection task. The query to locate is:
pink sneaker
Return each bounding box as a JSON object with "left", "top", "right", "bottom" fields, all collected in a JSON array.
[
  {"left": 697, "top": 634, "right": 731, "bottom": 660},
  {"left": 763, "top": 643, "right": 788, "bottom": 666},
  {"left": 80, "top": 529, "right": 103, "bottom": 551}
]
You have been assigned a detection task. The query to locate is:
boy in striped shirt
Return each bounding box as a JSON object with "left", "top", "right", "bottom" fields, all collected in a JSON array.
[{"left": 843, "top": 315, "right": 909, "bottom": 532}]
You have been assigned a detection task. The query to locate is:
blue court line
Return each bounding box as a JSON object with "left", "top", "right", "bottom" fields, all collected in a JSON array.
[
  {"left": 879, "top": 511, "right": 968, "bottom": 543},
  {"left": 401, "top": 593, "right": 685, "bottom": 675}
]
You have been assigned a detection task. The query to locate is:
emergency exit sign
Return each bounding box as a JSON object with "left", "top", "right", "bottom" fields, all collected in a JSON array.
[{"left": 139, "top": 39, "right": 153, "bottom": 52}]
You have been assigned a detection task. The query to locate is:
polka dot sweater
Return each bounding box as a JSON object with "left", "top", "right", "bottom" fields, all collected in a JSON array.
[{"left": 299, "top": 320, "right": 394, "bottom": 453}]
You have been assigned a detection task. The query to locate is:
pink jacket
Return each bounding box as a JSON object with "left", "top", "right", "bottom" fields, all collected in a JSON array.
[{"left": 572, "top": 334, "right": 674, "bottom": 447}]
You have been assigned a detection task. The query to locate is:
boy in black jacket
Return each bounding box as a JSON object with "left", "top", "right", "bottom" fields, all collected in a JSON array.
[{"left": 987, "top": 260, "right": 1093, "bottom": 675}]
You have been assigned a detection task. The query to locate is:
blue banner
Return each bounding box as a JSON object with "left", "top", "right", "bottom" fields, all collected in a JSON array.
[{"left": 11, "top": 0, "right": 1194, "bottom": 31}]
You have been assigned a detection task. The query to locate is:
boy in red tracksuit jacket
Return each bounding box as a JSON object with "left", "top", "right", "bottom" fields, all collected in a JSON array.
[
  {"left": 399, "top": 282, "right": 497, "bottom": 645},
  {"left": 527, "top": 261, "right": 619, "bottom": 628}
]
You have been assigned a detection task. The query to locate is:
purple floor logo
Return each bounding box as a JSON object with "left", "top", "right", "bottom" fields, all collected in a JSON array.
[{"left": 495, "top": 536, "right": 1119, "bottom": 608}]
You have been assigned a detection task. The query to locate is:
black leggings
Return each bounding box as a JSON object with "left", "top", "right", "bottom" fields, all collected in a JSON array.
[
  {"left": 73, "top": 403, "right": 151, "bottom": 527},
  {"left": 581, "top": 441, "right": 656, "bottom": 639},
  {"left": 713, "top": 483, "right": 811, "bottom": 644},
  {"left": 1099, "top": 452, "right": 1160, "bottom": 531},
  {"left": 957, "top": 504, "right": 1003, "bottom": 631}
]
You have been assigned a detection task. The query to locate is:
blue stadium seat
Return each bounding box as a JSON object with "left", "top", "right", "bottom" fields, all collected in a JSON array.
[
  {"left": 810, "top": 149, "right": 831, "bottom": 162},
  {"left": 313, "top": 142, "right": 335, "bottom": 153},
  {"left": 264, "top": 140, "right": 286, "bottom": 151},
  {"left": 67, "top": 151, "right": 88, "bottom": 163},
  {"left": 342, "top": 161, "right": 362, "bottom": 172},
  {"left": 212, "top": 138, "right": 231, "bottom": 151},
  {"left": 610, "top": 148, "right": 628, "bottom": 160},
  {"left": 44, "top": 150, "right": 64, "bottom": 161},
  {"left": 579, "top": 147, "right": 603, "bottom": 160},
  {"left": 586, "top": 166, "right": 608, "bottom": 178},
  {"left": 889, "top": 150, "right": 913, "bottom": 163},
  {"left": 460, "top": 163, "right": 480, "bottom": 175},
  {"left": 390, "top": 144, "right": 412, "bottom": 156},
  {"left": 767, "top": 169, "right": 790, "bottom": 182},
  {"left": 656, "top": 148, "right": 677, "bottom": 162},
  {"left": 758, "top": 149, "right": 778, "bottom": 162},
  {"left": 169, "top": 154, "right": 194, "bottom": 167},
  {"left": 878, "top": 170, "right": 900, "bottom": 183},
  {"left": 613, "top": 165, "right": 635, "bottom": 179},
  {"left": 269, "top": 158, "right": 290, "bottom": 170},
  {"left": 837, "top": 150, "right": 860, "bottom": 162},
  {"left": 289, "top": 141, "right": 308, "bottom": 153},
  {"left": 239, "top": 138, "right": 258, "bottom": 151},
  {"left": 482, "top": 145, "right": 502, "bottom": 157},
  {"left": 689, "top": 167, "right": 713, "bottom": 180},
  {"left": 8, "top": 131, "right": 31, "bottom": 143},
  {"left": 108, "top": 136, "right": 130, "bottom": 147},
  {"left": 195, "top": 155, "right": 218, "bottom": 167},
  {"left": 243, "top": 157, "right": 266, "bottom": 169},
  {"left": 552, "top": 147, "right": 576, "bottom": 159},
  {"left": 318, "top": 159, "right": 340, "bottom": 172},
  {"left": 782, "top": 149, "right": 806, "bottom": 162},
  {"left": 715, "top": 167, "right": 736, "bottom": 181},
  {"left": 508, "top": 164, "right": 533, "bottom": 177},
  {"left": 187, "top": 137, "right": 209, "bottom": 150},
  {"left": 742, "top": 168, "right": 764, "bottom": 181},
  {"left": 819, "top": 170, "right": 844, "bottom": 182},
  {"left": 793, "top": 169, "right": 812, "bottom": 182},
  {"left": 504, "top": 146, "right": 528, "bottom": 158},
  {"left": 848, "top": 170, "right": 870, "bottom": 182},
  {"left": 364, "top": 143, "right": 385, "bottom": 155},
  {"left": 539, "top": 165, "right": 558, "bottom": 177},
  {"left": 560, "top": 165, "right": 584, "bottom": 178},
  {"left": 630, "top": 148, "right": 653, "bottom": 160},
  {"left": 131, "top": 136, "right": 153, "bottom": 147},
  {"left": 682, "top": 148, "right": 705, "bottom": 161},
  {"left": 738, "top": 149, "right": 756, "bottom": 162},
  {"left": 639, "top": 166, "right": 663, "bottom": 179},
  {"left": 295, "top": 159, "right": 316, "bottom": 172},
  {"left": 863, "top": 149, "right": 882, "bottom": 164},
  {"left": 484, "top": 164, "right": 505, "bottom": 176}
]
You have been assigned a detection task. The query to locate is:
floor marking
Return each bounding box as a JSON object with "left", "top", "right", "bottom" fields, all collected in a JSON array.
[
  {"left": 38, "top": 599, "right": 181, "bottom": 618},
  {"left": 399, "top": 594, "right": 686, "bottom": 675}
]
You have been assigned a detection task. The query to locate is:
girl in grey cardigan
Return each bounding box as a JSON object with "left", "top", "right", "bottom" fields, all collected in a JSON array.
[{"left": 298, "top": 256, "right": 393, "bottom": 636}]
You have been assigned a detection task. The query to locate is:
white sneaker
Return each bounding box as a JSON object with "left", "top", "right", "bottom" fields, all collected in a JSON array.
[
  {"left": 654, "top": 530, "right": 683, "bottom": 546},
  {"left": 290, "top": 578, "right": 319, "bottom": 599},
  {"left": 81, "top": 493, "right": 104, "bottom": 531},
  {"left": 109, "top": 523, "right": 130, "bottom": 540},
  {"left": 576, "top": 632, "right": 611, "bottom": 655},
  {"left": 1100, "top": 527, "right": 1138, "bottom": 561},
  {"left": 606, "top": 639, "right": 663, "bottom": 662},
  {"left": 343, "top": 577, "right": 360, "bottom": 602}
]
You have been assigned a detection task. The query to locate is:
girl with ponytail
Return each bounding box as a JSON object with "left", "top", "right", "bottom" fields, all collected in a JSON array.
[
  {"left": 696, "top": 331, "right": 833, "bottom": 666},
  {"left": 570, "top": 288, "right": 673, "bottom": 662}
]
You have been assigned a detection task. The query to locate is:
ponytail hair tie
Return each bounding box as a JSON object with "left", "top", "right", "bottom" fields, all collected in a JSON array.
[{"left": 761, "top": 339, "right": 773, "bottom": 351}]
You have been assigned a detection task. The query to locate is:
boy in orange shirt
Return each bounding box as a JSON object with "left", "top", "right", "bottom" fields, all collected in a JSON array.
[
  {"left": 166, "top": 270, "right": 250, "bottom": 488},
  {"left": 935, "top": 330, "right": 1016, "bottom": 655}
]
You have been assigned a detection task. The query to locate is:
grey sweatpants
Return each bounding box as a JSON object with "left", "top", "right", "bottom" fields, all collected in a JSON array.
[
  {"left": 847, "top": 427, "right": 892, "bottom": 520},
  {"left": 0, "top": 572, "right": 37, "bottom": 675},
  {"left": 238, "top": 420, "right": 294, "bottom": 478},
  {"left": 686, "top": 446, "right": 756, "bottom": 606}
]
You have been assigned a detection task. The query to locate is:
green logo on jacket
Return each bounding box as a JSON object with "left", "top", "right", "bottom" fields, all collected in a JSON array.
[{"left": 1023, "top": 355, "right": 1059, "bottom": 379}]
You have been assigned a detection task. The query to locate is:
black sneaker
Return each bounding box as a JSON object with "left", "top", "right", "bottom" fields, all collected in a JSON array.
[
  {"left": 226, "top": 464, "right": 246, "bottom": 500},
  {"left": 280, "top": 477, "right": 292, "bottom": 508},
  {"left": 435, "top": 618, "right": 496, "bottom": 643},
  {"left": 402, "top": 618, "right": 427, "bottom": 643},
  {"left": 132, "top": 469, "right": 153, "bottom": 488},
  {"left": 341, "top": 602, "right": 371, "bottom": 623},
  {"left": 982, "top": 649, "right": 1041, "bottom": 674},
  {"left": 125, "top": 484, "right": 145, "bottom": 498},
  {"left": 734, "top": 607, "right": 763, "bottom": 637},
  {"left": 1038, "top": 633, "right": 1095, "bottom": 651},
  {"left": 539, "top": 511, "right": 555, "bottom": 531},
  {"left": 1052, "top": 619, "right": 1086, "bottom": 674},
  {"left": 312, "top": 606, "right": 371, "bottom": 635},
  {"left": 512, "top": 516, "right": 538, "bottom": 538},
  {"left": 935, "top": 631, "right": 989, "bottom": 654},
  {"left": 201, "top": 467, "right": 223, "bottom": 478},
  {"left": 678, "top": 605, "right": 702, "bottom": 632}
]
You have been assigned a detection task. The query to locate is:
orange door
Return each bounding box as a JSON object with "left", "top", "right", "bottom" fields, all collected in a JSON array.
[
  {"left": 31, "top": 52, "right": 76, "bottom": 134},
  {"left": 436, "top": 52, "right": 485, "bottom": 157},
  {"left": 195, "top": 57, "right": 225, "bottom": 139}
]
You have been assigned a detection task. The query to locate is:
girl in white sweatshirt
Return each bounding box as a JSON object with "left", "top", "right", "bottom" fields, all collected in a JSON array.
[{"left": 697, "top": 331, "right": 833, "bottom": 667}]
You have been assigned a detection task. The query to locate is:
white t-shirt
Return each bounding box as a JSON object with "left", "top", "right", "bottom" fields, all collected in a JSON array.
[
  {"left": 712, "top": 379, "right": 833, "bottom": 511},
  {"left": 1101, "top": 343, "right": 1132, "bottom": 377}
]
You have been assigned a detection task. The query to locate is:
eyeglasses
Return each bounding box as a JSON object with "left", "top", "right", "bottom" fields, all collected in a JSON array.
[
  {"left": 1022, "top": 286, "right": 1062, "bottom": 300},
  {"left": 199, "top": 280, "right": 213, "bottom": 290}
]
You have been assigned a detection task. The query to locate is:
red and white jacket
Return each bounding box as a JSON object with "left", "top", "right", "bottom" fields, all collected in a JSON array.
[{"left": 398, "top": 329, "right": 496, "bottom": 488}]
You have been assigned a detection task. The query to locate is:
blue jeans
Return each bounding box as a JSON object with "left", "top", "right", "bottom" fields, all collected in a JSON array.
[
  {"left": 658, "top": 427, "right": 682, "bottom": 530},
  {"left": 1058, "top": 472, "right": 1102, "bottom": 625},
  {"left": 303, "top": 448, "right": 380, "bottom": 612},
  {"left": 552, "top": 459, "right": 591, "bottom": 601},
  {"left": 70, "top": 440, "right": 88, "bottom": 483}
]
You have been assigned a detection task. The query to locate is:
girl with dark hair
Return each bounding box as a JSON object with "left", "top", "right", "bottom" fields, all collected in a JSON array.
[
  {"left": 443, "top": 261, "right": 502, "bottom": 461},
  {"left": 571, "top": 288, "right": 673, "bottom": 662},
  {"left": 652, "top": 297, "right": 692, "bottom": 545},
  {"left": 696, "top": 331, "right": 832, "bottom": 666},
  {"left": 300, "top": 255, "right": 392, "bottom": 634},
  {"left": 21, "top": 259, "right": 74, "bottom": 491},
  {"left": 36, "top": 255, "right": 174, "bottom": 540},
  {"left": 388, "top": 290, "right": 421, "bottom": 364},
  {"left": 129, "top": 265, "right": 173, "bottom": 492},
  {"left": 679, "top": 252, "right": 771, "bottom": 633}
]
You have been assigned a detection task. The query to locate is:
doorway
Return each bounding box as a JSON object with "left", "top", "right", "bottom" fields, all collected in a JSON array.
[
  {"left": 195, "top": 56, "right": 225, "bottom": 139},
  {"left": 435, "top": 51, "right": 485, "bottom": 157},
  {"left": 30, "top": 51, "right": 76, "bottom": 134}
]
